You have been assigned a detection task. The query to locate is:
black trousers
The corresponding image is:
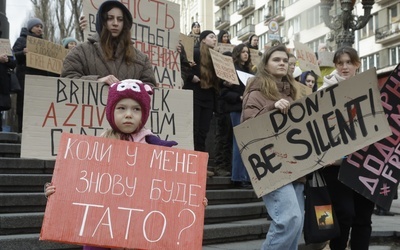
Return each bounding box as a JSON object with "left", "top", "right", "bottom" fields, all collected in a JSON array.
[
  {"left": 193, "top": 104, "right": 213, "bottom": 152},
  {"left": 321, "top": 166, "right": 375, "bottom": 250},
  {"left": 213, "top": 111, "right": 232, "bottom": 170}
]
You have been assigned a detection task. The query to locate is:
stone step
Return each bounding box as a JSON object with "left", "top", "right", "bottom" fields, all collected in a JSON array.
[
  {"left": 0, "top": 133, "right": 20, "bottom": 143},
  {"left": 0, "top": 190, "right": 258, "bottom": 213},
  {"left": 0, "top": 143, "right": 20, "bottom": 157},
  {"left": 0, "top": 202, "right": 266, "bottom": 235},
  {"left": 0, "top": 234, "right": 81, "bottom": 250},
  {"left": 0, "top": 218, "right": 269, "bottom": 249},
  {"left": 0, "top": 193, "right": 47, "bottom": 213},
  {"left": 0, "top": 174, "right": 52, "bottom": 192},
  {"left": 0, "top": 157, "right": 55, "bottom": 174}
]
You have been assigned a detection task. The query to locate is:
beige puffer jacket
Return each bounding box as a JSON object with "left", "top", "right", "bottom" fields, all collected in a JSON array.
[{"left": 61, "top": 34, "right": 156, "bottom": 86}]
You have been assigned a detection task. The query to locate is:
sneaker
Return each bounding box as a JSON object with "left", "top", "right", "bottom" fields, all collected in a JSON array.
[
  {"left": 214, "top": 168, "right": 231, "bottom": 177},
  {"left": 207, "top": 170, "right": 215, "bottom": 177}
]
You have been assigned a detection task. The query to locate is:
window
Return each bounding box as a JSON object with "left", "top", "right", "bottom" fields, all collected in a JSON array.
[
  {"left": 289, "top": 16, "right": 300, "bottom": 34},
  {"left": 307, "top": 6, "right": 321, "bottom": 28},
  {"left": 389, "top": 4, "right": 398, "bottom": 22},
  {"left": 360, "top": 15, "right": 375, "bottom": 39},
  {"left": 361, "top": 53, "right": 379, "bottom": 72},
  {"left": 233, "top": 0, "right": 238, "bottom": 12},
  {"left": 389, "top": 46, "right": 400, "bottom": 66}
]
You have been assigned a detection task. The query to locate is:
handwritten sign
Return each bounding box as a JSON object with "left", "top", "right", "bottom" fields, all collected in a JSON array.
[
  {"left": 215, "top": 43, "right": 235, "bottom": 54},
  {"left": 293, "top": 81, "right": 313, "bottom": 100},
  {"left": 233, "top": 69, "right": 391, "bottom": 197},
  {"left": 0, "top": 39, "right": 12, "bottom": 56},
  {"left": 40, "top": 133, "right": 208, "bottom": 249},
  {"left": 21, "top": 75, "right": 194, "bottom": 159},
  {"left": 26, "top": 36, "right": 68, "bottom": 74},
  {"left": 339, "top": 64, "right": 400, "bottom": 210},
  {"left": 209, "top": 49, "right": 239, "bottom": 85},
  {"left": 318, "top": 51, "right": 335, "bottom": 67},
  {"left": 82, "top": 0, "right": 181, "bottom": 88},
  {"left": 179, "top": 33, "right": 194, "bottom": 62},
  {"left": 294, "top": 41, "right": 321, "bottom": 77},
  {"left": 249, "top": 48, "right": 261, "bottom": 68}
]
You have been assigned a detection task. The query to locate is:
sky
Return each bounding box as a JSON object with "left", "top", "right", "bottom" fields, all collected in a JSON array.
[{"left": 6, "top": 0, "right": 33, "bottom": 46}]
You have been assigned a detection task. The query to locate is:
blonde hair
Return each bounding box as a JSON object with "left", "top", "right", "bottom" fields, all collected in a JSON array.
[{"left": 250, "top": 44, "right": 297, "bottom": 101}]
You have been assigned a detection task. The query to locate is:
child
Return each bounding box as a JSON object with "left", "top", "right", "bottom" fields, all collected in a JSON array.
[{"left": 45, "top": 79, "right": 207, "bottom": 250}]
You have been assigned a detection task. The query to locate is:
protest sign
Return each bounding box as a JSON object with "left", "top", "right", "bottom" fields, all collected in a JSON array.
[
  {"left": 0, "top": 39, "right": 12, "bottom": 56},
  {"left": 249, "top": 48, "right": 261, "bottom": 67},
  {"left": 40, "top": 133, "right": 208, "bottom": 249},
  {"left": 21, "top": 76, "right": 194, "bottom": 159},
  {"left": 293, "top": 81, "right": 313, "bottom": 100},
  {"left": 179, "top": 33, "right": 194, "bottom": 62},
  {"left": 215, "top": 43, "right": 235, "bottom": 54},
  {"left": 318, "top": 51, "right": 335, "bottom": 67},
  {"left": 237, "top": 70, "right": 254, "bottom": 86},
  {"left": 294, "top": 41, "right": 321, "bottom": 76},
  {"left": 26, "top": 36, "right": 69, "bottom": 74},
  {"left": 233, "top": 69, "right": 391, "bottom": 197},
  {"left": 209, "top": 49, "right": 239, "bottom": 85},
  {"left": 339, "top": 64, "right": 400, "bottom": 210},
  {"left": 82, "top": 0, "right": 181, "bottom": 88}
]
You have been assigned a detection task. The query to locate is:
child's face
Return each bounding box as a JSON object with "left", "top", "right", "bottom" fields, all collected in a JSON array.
[{"left": 114, "top": 98, "right": 142, "bottom": 134}]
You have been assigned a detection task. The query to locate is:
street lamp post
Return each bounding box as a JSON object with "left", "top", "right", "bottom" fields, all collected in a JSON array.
[{"left": 320, "top": 0, "right": 375, "bottom": 47}]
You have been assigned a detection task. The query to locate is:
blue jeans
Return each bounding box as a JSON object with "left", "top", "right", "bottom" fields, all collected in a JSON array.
[
  {"left": 261, "top": 182, "right": 305, "bottom": 250},
  {"left": 230, "top": 112, "right": 250, "bottom": 182}
]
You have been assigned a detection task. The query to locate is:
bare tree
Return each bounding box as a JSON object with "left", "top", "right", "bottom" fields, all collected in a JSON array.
[{"left": 30, "top": 0, "right": 83, "bottom": 44}]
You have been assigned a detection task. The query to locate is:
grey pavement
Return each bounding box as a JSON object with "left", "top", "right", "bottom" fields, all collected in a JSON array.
[{"left": 203, "top": 187, "right": 400, "bottom": 250}]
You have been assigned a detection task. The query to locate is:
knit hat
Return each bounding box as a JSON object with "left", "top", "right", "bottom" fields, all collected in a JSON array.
[
  {"left": 106, "top": 79, "right": 153, "bottom": 133},
  {"left": 62, "top": 37, "right": 78, "bottom": 48},
  {"left": 96, "top": 0, "right": 133, "bottom": 34},
  {"left": 199, "top": 30, "right": 215, "bottom": 42},
  {"left": 27, "top": 18, "right": 44, "bottom": 31},
  {"left": 191, "top": 22, "right": 200, "bottom": 29}
]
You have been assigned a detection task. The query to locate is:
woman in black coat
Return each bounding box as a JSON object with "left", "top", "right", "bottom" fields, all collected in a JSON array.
[{"left": 0, "top": 53, "right": 16, "bottom": 131}]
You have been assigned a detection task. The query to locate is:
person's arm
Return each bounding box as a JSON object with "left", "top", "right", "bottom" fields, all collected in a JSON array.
[
  {"left": 138, "top": 54, "right": 157, "bottom": 87},
  {"left": 12, "top": 38, "right": 26, "bottom": 65}
]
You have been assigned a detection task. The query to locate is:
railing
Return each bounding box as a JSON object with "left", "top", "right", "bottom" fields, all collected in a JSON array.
[
  {"left": 237, "top": 24, "right": 255, "bottom": 38},
  {"left": 375, "top": 22, "right": 400, "bottom": 41},
  {"left": 215, "top": 15, "right": 230, "bottom": 28}
]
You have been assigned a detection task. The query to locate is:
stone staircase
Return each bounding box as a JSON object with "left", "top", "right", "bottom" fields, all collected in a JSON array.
[{"left": 0, "top": 132, "right": 269, "bottom": 249}]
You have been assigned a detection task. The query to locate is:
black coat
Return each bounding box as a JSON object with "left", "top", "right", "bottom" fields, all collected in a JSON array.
[
  {"left": 0, "top": 56, "right": 16, "bottom": 95},
  {"left": 12, "top": 28, "right": 58, "bottom": 92}
]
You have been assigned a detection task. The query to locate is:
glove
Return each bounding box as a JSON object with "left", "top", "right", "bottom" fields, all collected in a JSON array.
[{"left": 145, "top": 135, "right": 178, "bottom": 147}]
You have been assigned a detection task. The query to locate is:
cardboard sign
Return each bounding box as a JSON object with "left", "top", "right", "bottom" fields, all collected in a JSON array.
[
  {"left": 0, "top": 39, "right": 13, "bottom": 56},
  {"left": 21, "top": 75, "right": 194, "bottom": 159},
  {"left": 294, "top": 41, "right": 321, "bottom": 76},
  {"left": 40, "top": 133, "right": 208, "bottom": 249},
  {"left": 215, "top": 43, "right": 235, "bottom": 54},
  {"left": 249, "top": 48, "right": 261, "bottom": 68},
  {"left": 82, "top": 0, "right": 181, "bottom": 88},
  {"left": 26, "top": 36, "right": 68, "bottom": 74},
  {"left": 237, "top": 70, "right": 254, "bottom": 86},
  {"left": 209, "top": 48, "right": 239, "bottom": 85},
  {"left": 318, "top": 51, "right": 335, "bottom": 67},
  {"left": 339, "top": 64, "right": 400, "bottom": 210},
  {"left": 293, "top": 80, "right": 313, "bottom": 100},
  {"left": 179, "top": 33, "right": 194, "bottom": 63},
  {"left": 233, "top": 69, "right": 391, "bottom": 197}
]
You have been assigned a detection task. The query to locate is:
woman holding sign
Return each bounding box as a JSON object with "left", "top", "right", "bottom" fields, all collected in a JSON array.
[
  {"left": 61, "top": 0, "right": 156, "bottom": 86},
  {"left": 241, "top": 44, "right": 302, "bottom": 250},
  {"left": 318, "top": 46, "right": 375, "bottom": 250}
]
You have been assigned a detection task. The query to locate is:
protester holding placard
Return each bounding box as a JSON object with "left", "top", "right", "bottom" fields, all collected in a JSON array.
[
  {"left": 12, "top": 18, "right": 58, "bottom": 133},
  {"left": 45, "top": 79, "right": 183, "bottom": 249},
  {"left": 183, "top": 30, "right": 219, "bottom": 176},
  {"left": 214, "top": 30, "right": 233, "bottom": 177},
  {"left": 61, "top": 0, "right": 156, "bottom": 86},
  {"left": 241, "top": 45, "right": 303, "bottom": 250},
  {"left": 318, "top": 46, "right": 375, "bottom": 250},
  {"left": 220, "top": 43, "right": 254, "bottom": 188}
]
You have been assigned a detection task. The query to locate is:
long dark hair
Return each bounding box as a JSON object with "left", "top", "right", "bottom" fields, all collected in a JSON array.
[
  {"left": 232, "top": 43, "right": 252, "bottom": 72},
  {"left": 99, "top": 4, "right": 135, "bottom": 64}
]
